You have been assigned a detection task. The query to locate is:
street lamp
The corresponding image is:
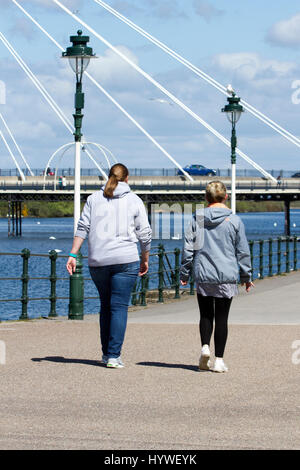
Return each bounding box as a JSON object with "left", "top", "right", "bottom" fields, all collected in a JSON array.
[
  {"left": 62, "top": 31, "right": 96, "bottom": 321},
  {"left": 222, "top": 88, "right": 244, "bottom": 214},
  {"left": 62, "top": 30, "right": 97, "bottom": 234}
]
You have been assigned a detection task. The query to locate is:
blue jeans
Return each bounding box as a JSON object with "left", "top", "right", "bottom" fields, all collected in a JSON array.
[{"left": 89, "top": 261, "right": 139, "bottom": 358}]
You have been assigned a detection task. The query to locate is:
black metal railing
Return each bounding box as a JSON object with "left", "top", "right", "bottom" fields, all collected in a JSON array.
[{"left": 0, "top": 236, "right": 298, "bottom": 321}]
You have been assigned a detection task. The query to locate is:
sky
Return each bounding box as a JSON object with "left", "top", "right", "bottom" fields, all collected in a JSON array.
[{"left": 1, "top": 0, "right": 300, "bottom": 172}]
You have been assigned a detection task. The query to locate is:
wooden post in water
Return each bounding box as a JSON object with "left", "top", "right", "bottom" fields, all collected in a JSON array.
[
  {"left": 147, "top": 201, "right": 152, "bottom": 227},
  {"left": 284, "top": 198, "right": 291, "bottom": 237},
  {"left": 19, "top": 202, "right": 22, "bottom": 236},
  {"left": 11, "top": 201, "right": 15, "bottom": 236},
  {"left": 15, "top": 201, "right": 19, "bottom": 236},
  {"left": 7, "top": 200, "right": 11, "bottom": 237}
]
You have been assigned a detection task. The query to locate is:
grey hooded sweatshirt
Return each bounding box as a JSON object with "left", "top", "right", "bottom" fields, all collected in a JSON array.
[
  {"left": 75, "top": 182, "right": 152, "bottom": 267},
  {"left": 180, "top": 207, "right": 252, "bottom": 284}
]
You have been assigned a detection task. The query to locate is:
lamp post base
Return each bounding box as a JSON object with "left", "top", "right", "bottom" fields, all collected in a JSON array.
[{"left": 68, "top": 251, "right": 84, "bottom": 320}]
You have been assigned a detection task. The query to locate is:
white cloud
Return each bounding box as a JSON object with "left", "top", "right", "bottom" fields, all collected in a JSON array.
[
  {"left": 266, "top": 13, "right": 300, "bottom": 48},
  {"left": 212, "top": 52, "right": 297, "bottom": 81},
  {"left": 193, "top": 0, "right": 224, "bottom": 22},
  {"left": 21, "top": 0, "right": 83, "bottom": 9},
  {"left": 109, "top": 1, "right": 144, "bottom": 16},
  {"left": 87, "top": 45, "right": 143, "bottom": 90},
  {"left": 107, "top": 0, "right": 186, "bottom": 19},
  {"left": 9, "top": 18, "right": 36, "bottom": 41}
]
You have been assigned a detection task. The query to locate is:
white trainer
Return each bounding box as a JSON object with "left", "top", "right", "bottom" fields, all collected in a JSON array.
[
  {"left": 106, "top": 357, "right": 124, "bottom": 369},
  {"left": 199, "top": 344, "right": 211, "bottom": 370},
  {"left": 212, "top": 358, "right": 228, "bottom": 373}
]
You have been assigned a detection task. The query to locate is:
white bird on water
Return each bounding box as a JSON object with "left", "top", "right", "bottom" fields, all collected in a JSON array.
[{"left": 49, "top": 236, "right": 56, "bottom": 240}]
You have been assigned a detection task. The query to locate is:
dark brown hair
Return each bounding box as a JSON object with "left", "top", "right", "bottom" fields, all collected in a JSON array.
[{"left": 103, "top": 163, "right": 129, "bottom": 198}]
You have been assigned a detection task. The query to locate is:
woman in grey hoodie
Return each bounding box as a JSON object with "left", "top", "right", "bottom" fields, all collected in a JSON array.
[
  {"left": 180, "top": 181, "right": 253, "bottom": 372},
  {"left": 66, "top": 163, "right": 152, "bottom": 368}
]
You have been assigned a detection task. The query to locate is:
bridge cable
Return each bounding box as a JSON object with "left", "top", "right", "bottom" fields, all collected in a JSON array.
[
  {"left": 11, "top": 0, "right": 193, "bottom": 182},
  {"left": 94, "top": 0, "right": 300, "bottom": 149},
  {"left": 0, "top": 112, "right": 33, "bottom": 176},
  {"left": 0, "top": 31, "right": 108, "bottom": 180},
  {"left": 52, "top": 0, "right": 277, "bottom": 182},
  {"left": 0, "top": 129, "right": 26, "bottom": 181}
]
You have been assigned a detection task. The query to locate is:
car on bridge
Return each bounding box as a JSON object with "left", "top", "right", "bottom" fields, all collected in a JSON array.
[{"left": 177, "top": 164, "right": 216, "bottom": 176}]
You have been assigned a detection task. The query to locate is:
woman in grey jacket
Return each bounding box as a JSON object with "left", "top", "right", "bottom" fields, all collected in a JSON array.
[
  {"left": 180, "top": 181, "right": 253, "bottom": 372},
  {"left": 66, "top": 163, "right": 152, "bottom": 368}
]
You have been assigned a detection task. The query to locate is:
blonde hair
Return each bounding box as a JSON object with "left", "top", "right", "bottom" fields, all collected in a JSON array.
[
  {"left": 205, "top": 180, "right": 227, "bottom": 204},
  {"left": 103, "top": 163, "right": 129, "bottom": 198}
]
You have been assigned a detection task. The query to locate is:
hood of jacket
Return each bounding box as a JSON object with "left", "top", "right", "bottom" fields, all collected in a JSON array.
[
  {"left": 101, "top": 181, "right": 131, "bottom": 199},
  {"left": 204, "top": 206, "right": 233, "bottom": 228}
]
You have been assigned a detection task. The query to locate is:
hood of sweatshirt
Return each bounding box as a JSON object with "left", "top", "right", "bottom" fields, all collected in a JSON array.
[
  {"left": 204, "top": 206, "right": 233, "bottom": 228},
  {"left": 101, "top": 181, "right": 131, "bottom": 199}
]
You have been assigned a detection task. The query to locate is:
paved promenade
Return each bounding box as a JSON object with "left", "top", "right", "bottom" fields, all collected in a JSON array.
[{"left": 0, "top": 272, "right": 299, "bottom": 450}]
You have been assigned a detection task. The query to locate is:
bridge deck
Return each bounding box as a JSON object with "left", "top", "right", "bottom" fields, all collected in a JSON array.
[{"left": 1, "top": 176, "right": 300, "bottom": 201}]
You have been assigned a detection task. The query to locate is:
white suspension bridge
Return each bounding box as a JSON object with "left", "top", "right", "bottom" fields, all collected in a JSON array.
[{"left": 0, "top": 0, "right": 299, "bottom": 235}]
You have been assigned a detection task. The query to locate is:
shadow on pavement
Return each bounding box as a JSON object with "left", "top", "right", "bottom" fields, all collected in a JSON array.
[
  {"left": 31, "top": 356, "right": 103, "bottom": 367},
  {"left": 137, "top": 361, "right": 201, "bottom": 372}
]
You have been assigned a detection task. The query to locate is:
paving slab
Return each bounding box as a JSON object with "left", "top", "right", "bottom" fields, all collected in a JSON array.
[{"left": 0, "top": 272, "right": 300, "bottom": 450}]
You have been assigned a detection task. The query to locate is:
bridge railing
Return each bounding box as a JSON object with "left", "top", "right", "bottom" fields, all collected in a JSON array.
[
  {"left": 0, "top": 237, "right": 298, "bottom": 321},
  {"left": 1, "top": 179, "right": 300, "bottom": 193},
  {"left": 1, "top": 168, "right": 300, "bottom": 178}
]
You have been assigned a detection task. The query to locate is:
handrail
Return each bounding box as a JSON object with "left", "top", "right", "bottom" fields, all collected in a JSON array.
[{"left": 0, "top": 237, "right": 298, "bottom": 320}]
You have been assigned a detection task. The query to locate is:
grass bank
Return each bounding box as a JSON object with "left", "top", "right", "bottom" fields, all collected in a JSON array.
[{"left": 0, "top": 200, "right": 299, "bottom": 218}]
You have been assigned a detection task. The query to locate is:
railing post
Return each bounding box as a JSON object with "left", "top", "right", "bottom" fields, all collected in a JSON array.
[
  {"left": 141, "top": 274, "right": 148, "bottom": 307},
  {"left": 277, "top": 237, "right": 282, "bottom": 275},
  {"left": 189, "top": 273, "right": 195, "bottom": 295},
  {"left": 249, "top": 240, "right": 254, "bottom": 279},
  {"left": 68, "top": 251, "right": 84, "bottom": 320},
  {"left": 285, "top": 237, "right": 290, "bottom": 274},
  {"left": 20, "top": 248, "right": 30, "bottom": 320},
  {"left": 158, "top": 244, "right": 164, "bottom": 303},
  {"left": 131, "top": 280, "right": 138, "bottom": 306},
  {"left": 268, "top": 238, "right": 273, "bottom": 277},
  {"left": 49, "top": 250, "right": 58, "bottom": 318},
  {"left": 174, "top": 248, "right": 180, "bottom": 299},
  {"left": 259, "top": 239, "right": 264, "bottom": 279},
  {"left": 293, "top": 236, "right": 298, "bottom": 271}
]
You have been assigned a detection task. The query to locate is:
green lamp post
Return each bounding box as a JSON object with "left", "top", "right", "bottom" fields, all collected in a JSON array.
[
  {"left": 62, "top": 30, "right": 97, "bottom": 234},
  {"left": 62, "top": 31, "right": 97, "bottom": 320},
  {"left": 222, "top": 88, "right": 244, "bottom": 214}
]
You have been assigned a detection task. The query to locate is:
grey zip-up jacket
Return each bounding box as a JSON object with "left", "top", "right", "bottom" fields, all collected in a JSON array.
[
  {"left": 180, "top": 207, "right": 251, "bottom": 284},
  {"left": 75, "top": 182, "right": 152, "bottom": 267}
]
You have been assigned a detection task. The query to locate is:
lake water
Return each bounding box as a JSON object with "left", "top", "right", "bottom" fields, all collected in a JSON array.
[{"left": 0, "top": 211, "right": 300, "bottom": 321}]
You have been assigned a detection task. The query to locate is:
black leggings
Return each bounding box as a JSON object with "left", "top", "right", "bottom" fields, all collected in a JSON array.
[{"left": 197, "top": 295, "right": 232, "bottom": 358}]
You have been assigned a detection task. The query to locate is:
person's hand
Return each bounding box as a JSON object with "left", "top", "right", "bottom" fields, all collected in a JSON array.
[
  {"left": 241, "top": 281, "right": 254, "bottom": 292},
  {"left": 66, "top": 257, "right": 76, "bottom": 275},
  {"left": 181, "top": 280, "right": 188, "bottom": 286},
  {"left": 139, "top": 261, "right": 149, "bottom": 276}
]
